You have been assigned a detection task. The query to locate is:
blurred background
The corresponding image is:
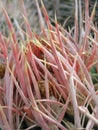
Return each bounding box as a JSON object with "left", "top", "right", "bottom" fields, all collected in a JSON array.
[{"left": 0, "top": 0, "right": 98, "bottom": 33}]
